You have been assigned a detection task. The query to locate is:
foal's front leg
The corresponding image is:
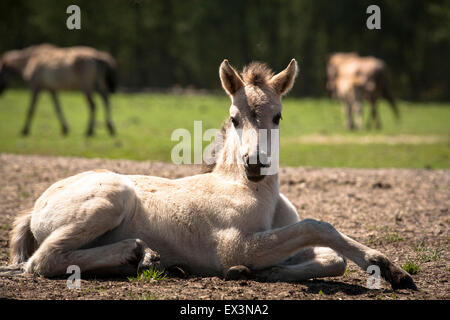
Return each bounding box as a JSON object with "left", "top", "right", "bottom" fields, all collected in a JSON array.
[{"left": 243, "top": 219, "right": 416, "bottom": 290}]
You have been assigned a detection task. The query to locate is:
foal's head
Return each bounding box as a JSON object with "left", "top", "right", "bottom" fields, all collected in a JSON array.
[{"left": 218, "top": 59, "right": 298, "bottom": 182}]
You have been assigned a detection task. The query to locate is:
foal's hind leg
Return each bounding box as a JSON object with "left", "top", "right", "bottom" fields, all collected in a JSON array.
[
  {"left": 252, "top": 247, "right": 347, "bottom": 282},
  {"left": 25, "top": 224, "right": 160, "bottom": 277}
]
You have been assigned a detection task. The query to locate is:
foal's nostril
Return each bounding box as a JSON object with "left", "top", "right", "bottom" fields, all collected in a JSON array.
[
  {"left": 244, "top": 151, "right": 270, "bottom": 169},
  {"left": 259, "top": 153, "right": 271, "bottom": 168},
  {"left": 243, "top": 153, "right": 250, "bottom": 165}
]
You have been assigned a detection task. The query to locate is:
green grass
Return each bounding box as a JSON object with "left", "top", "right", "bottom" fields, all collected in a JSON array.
[
  {"left": 413, "top": 242, "right": 443, "bottom": 262},
  {"left": 0, "top": 89, "right": 449, "bottom": 168},
  {"left": 384, "top": 233, "right": 404, "bottom": 243},
  {"left": 402, "top": 261, "right": 420, "bottom": 275},
  {"left": 128, "top": 266, "right": 167, "bottom": 283}
]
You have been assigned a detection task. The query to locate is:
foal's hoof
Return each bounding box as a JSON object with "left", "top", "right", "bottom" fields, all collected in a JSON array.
[
  {"left": 369, "top": 255, "right": 418, "bottom": 291},
  {"left": 225, "top": 265, "right": 252, "bottom": 281},
  {"left": 388, "top": 265, "right": 418, "bottom": 291},
  {"left": 137, "top": 247, "right": 161, "bottom": 273}
]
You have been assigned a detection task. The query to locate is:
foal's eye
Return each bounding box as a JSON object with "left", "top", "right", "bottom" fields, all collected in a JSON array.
[
  {"left": 230, "top": 116, "right": 239, "bottom": 127},
  {"left": 273, "top": 113, "right": 282, "bottom": 125}
]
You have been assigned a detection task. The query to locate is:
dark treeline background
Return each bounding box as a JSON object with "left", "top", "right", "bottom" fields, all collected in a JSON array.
[{"left": 0, "top": 0, "right": 448, "bottom": 100}]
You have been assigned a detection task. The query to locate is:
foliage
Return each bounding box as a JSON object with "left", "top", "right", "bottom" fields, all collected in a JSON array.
[{"left": 0, "top": 0, "right": 448, "bottom": 100}]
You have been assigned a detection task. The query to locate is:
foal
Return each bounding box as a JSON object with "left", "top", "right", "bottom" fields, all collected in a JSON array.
[
  {"left": 0, "top": 44, "right": 117, "bottom": 136},
  {"left": 2, "top": 59, "right": 416, "bottom": 290}
]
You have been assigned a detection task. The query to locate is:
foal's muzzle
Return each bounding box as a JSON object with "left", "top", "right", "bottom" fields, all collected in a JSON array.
[{"left": 243, "top": 150, "right": 271, "bottom": 182}]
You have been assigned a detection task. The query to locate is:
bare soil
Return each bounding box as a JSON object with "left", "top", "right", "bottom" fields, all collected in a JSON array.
[{"left": 0, "top": 153, "right": 448, "bottom": 300}]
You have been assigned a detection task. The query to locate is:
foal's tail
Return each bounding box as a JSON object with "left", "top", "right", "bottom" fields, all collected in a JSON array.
[{"left": 9, "top": 210, "right": 37, "bottom": 265}]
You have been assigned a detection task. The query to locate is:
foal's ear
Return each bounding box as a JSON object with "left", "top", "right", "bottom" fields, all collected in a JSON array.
[
  {"left": 270, "top": 59, "right": 298, "bottom": 96},
  {"left": 219, "top": 59, "right": 244, "bottom": 96}
]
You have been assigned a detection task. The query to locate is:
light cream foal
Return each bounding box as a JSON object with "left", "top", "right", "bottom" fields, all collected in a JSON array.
[{"left": 2, "top": 59, "right": 416, "bottom": 290}]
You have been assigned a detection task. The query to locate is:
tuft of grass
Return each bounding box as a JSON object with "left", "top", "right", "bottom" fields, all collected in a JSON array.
[
  {"left": 385, "top": 233, "right": 404, "bottom": 243},
  {"left": 402, "top": 261, "right": 420, "bottom": 275},
  {"left": 20, "top": 191, "right": 30, "bottom": 198},
  {"left": 343, "top": 268, "right": 356, "bottom": 277},
  {"left": 0, "top": 224, "right": 12, "bottom": 231},
  {"left": 414, "top": 242, "right": 443, "bottom": 262},
  {"left": 128, "top": 266, "right": 167, "bottom": 283}
]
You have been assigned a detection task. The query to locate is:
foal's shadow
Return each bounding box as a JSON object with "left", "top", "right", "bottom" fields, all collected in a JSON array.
[{"left": 297, "top": 279, "right": 373, "bottom": 296}]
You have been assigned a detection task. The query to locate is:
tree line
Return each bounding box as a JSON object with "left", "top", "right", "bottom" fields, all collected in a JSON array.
[{"left": 0, "top": 0, "right": 448, "bottom": 100}]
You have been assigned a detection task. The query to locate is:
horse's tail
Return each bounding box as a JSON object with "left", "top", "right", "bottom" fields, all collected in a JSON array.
[
  {"left": 96, "top": 55, "right": 118, "bottom": 93},
  {"left": 376, "top": 68, "right": 399, "bottom": 120},
  {"left": 9, "top": 210, "right": 37, "bottom": 265}
]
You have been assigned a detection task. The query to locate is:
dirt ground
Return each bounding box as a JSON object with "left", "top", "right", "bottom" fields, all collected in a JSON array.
[{"left": 0, "top": 153, "right": 448, "bottom": 300}]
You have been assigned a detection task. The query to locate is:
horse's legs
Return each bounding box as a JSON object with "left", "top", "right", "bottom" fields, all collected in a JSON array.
[
  {"left": 353, "top": 100, "right": 363, "bottom": 130},
  {"left": 370, "top": 97, "right": 381, "bottom": 130},
  {"left": 84, "top": 91, "right": 96, "bottom": 136},
  {"left": 252, "top": 247, "right": 347, "bottom": 282},
  {"left": 243, "top": 219, "right": 416, "bottom": 290},
  {"left": 21, "top": 88, "right": 40, "bottom": 136},
  {"left": 98, "top": 89, "right": 116, "bottom": 136},
  {"left": 49, "top": 90, "right": 69, "bottom": 135},
  {"left": 345, "top": 101, "right": 355, "bottom": 130}
]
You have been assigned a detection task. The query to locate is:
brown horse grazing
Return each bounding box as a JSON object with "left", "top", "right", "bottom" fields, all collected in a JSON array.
[
  {"left": 0, "top": 44, "right": 117, "bottom": 136},
  {"left": 326, "top": 52, "right": 399, "bottom": 130}
]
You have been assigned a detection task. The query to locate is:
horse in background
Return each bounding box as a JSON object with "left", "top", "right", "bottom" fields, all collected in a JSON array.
[
  {"left": 327, "top": 52, "right": 399, "bottom": 130},
  {"left": 0, "top": 44, "right": 117, "bottom": 136}
]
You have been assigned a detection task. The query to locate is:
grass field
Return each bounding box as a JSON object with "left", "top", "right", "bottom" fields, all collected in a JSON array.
[{"left": 0, "top": 89, "right": 448, "bottom": 168}]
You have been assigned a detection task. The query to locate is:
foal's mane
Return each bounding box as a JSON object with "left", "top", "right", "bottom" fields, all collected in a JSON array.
[
  {"left": 241, "top": 62, "right": 274, "bottom": 87},
  {"left": 201, "top": 119, "right": 230, "bottom": 173}
]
